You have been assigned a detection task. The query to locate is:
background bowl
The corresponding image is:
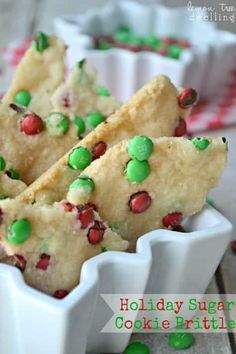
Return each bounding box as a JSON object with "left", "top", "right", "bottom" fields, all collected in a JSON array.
[
  {"left": 54, "top": 0, "right": 236, "bottom": 101},
  {"left": 0, "top": 205, "right": 232, "bottom": 354}
]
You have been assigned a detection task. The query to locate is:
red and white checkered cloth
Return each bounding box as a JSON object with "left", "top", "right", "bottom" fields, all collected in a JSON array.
[{"left": 1, "top": 39, "right": 236, "bottom": 134}]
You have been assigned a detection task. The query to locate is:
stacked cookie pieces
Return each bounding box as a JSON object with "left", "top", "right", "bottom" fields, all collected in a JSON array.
[
  {"left": 0, "top": 33, "right": 120, "bottom": 184},
  {"left": 0, "top": 33, "right": 226, "bottom": 298}
]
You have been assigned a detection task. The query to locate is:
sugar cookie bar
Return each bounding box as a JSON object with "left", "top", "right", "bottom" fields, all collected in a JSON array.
[
  {"left": 66, "top": 136, "right": 227, "bottom": 248},
  {"left": 0, "top": 199, "right": 128, "bottom": 295},
  {"left": 2, "top": 33, "right": 66, "bottom": 117}
]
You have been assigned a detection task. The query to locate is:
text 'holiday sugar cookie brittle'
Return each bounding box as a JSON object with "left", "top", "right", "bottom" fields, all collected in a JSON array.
[
  {"left": 66, "top": 136, "right": 228, "bottom": 248},
  {"left": 2, "top": 32, "right": 66, "bottom": 118},
  {"left": 18, "top": 76, "right": 197, "bottom": 204},
  {"left": 0, "top": 199, "right": 128, "bottom": 296}
]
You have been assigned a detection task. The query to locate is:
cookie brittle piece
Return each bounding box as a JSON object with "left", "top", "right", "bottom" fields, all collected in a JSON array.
[
  {"left": 18, "top": 76, "right": 196, "bottom": 204},
  {"left": 66, "top": 136, "right": 227, "bottom": 248},
  {"left": 2, "top": 33, "right": 66, "bottom": 117},
  {"left": 51, "top": 59, "right": 120, "bottom": 119},
  {"left": 0, "top": 155, "right": 26, "bottom": 198},
  {"left": 0, "top": 199, "right": 128, "bottom": 296}
]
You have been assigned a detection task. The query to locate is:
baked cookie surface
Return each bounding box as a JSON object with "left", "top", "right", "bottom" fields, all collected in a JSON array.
[
  {"left": 0, "top": 199, "right": 128, "bottom": 295},
  {"left": 2, "top": 34, "right": 66, "bottom": 117},
  {"left": 18, "top": 76, "right": 195, "bottom": 204},
  {"left": 66, "top": 136, "right": 227, "bottom": 248}
]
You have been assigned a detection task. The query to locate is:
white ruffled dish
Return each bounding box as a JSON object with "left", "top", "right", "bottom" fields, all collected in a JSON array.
[
  {"left": 0, "top": 205, "right": 232, "bottom": 354},
  {"left": 54, "top": 1, "right": 236, "bottom": 101}
]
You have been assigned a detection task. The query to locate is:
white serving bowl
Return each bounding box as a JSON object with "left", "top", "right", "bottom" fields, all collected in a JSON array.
[
  {"left": 54, "top": 1, "right": 236, "bottom": 101},
  {"left": 0, "top": 205, "right": 232, "bottom": 354}
]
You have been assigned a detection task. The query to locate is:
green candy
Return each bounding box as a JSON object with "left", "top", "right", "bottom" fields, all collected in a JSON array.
[
  {"left": 45, "top": 113, "right": 70, "bottom": 136},
  {"left": 101, "top": 246, "right": 107, "bottom": 253},
  {"left": 113, "top": 31, "right": 130, "bottom": 44},
  {"left": 124, "top": 342, "right": 150, "bottom": 354},
  {"left": 116, "top": 26, "right": 131, "bottom": 34},
  {"left": 6, "top": 168, "right": 20, "bottom": 180},
  {"left": 206, "top": 197, "right": 215, "bottom": 207},
  {"left": 97, "top": 40, "right": 114, "bottom": 50},
  {"left": 68, "top": 147, "right": 92, "bottom": 170},
  {"left": 69, "top": 175, "right": 95, "bottom": 192},
  {"left": 73, "top": 116, "right": 86, "bottom": 135},
  {"left": 32, "top": 32, "right": 49, "bottom": 52},
  {"left": 168, "top": 44, "right": 183, "bottom": 59},
  {"left": 7, "top": 219, "right": 32, "bottom": 244},
  {"left": 126, "top": 159, "right": 150, "bottom": 184},
  {"left": 192, "top": 137, "right": 210, "bottom": 150},
  {"left": 144, "top": 35, "right": 161, "bottom": 49},
  {"left": 78, "top": 58, "right": 86, "bottom": 69},
  {"left": 87, "top": 111, "right": 105, "bottom": 128},
  {"left": 14, "top": 90, "right": 31, "bottom": 107},
  {"left": 168, "top": 332, "right": 194, "bottom": 350},
  {"left": 128, "top": 136, "right": 153, "bottom": 161},
  {"left": 0, "top": 156, "right": 6, "bottom": 171},
  {"left": 97, "top": 85, "right": 111, "bottom": 97}
]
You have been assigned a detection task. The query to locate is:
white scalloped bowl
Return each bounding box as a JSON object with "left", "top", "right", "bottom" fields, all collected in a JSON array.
[
  {"left": 54, "top": 1, "right": 236, "bottom": 101},
  {"left": 0, "top": 205, "right": 232, "bottom": 354}
]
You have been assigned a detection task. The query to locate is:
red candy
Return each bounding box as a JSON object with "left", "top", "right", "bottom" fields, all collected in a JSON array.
[
  {"left": 87, "top": 221, "right": 106, "bottom": 245},
  {"left": 20, "top": 113, "right": 44, "bottom": 135},
  {"left": 0, "top": 208, "right": 3, "bottom": 225},
  {"left": 162, "top": 37, "right": 177, "bottom": 45},
  {"left": 92, "top": 141, "right": 107, "bottom": 160},
  {"left": 12, "top": 254, "right": 27, "bottom": 271},
  {"left": 174, "top": 118, "right": 187, "bottom": 137},
  {"left": 157, "top": 48, "right": 167, "bottom": 56},
  {"left": 53, "top": 289, "right": 69, "bottom": 299},
  {"left": 36, "top": 253, "right": 51, "bottom": 270},
  {"left": 162, "top": 212, "right": 183, "bottom": 229},
  {"left": 61, "top": 201, "right": 75, "bottom": 212},
  {"left": 178, "top": 88, "right": 198, "bottom": 108},
  {"left": 178, "top": 39, "right": 191, "bottom": 48},
  {"left": 77, "top": 206, "right": 95, "bottom": 229},
  {"left": 231, "top": 241, "right": 236, "bottom": 254},
  {"left": 129, "top": 191, "right": 152, "bottom": 214}
]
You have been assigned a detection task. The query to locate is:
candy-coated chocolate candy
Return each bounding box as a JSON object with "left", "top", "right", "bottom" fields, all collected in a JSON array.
[
  {"left": 231, "top": 240, "right": 236, "bottom": 253},
  {"left": 32, "top": 32, "right": 49, "bottom": 52},
  {"left": 162, "top": 212, "right": 183, "bottom": 229},
  {"left": 87, "top": 111, "right": 105, "bottom": 128},
  {"left": 69, "top": 175, "right": 95, "bottom": 192},
  {"left": 97, "top": 39, "right": 114, "bottom": 50},
  {"left": 128, "top": 136, "right": 154, "bottom": 161},
  {"left": 14, "top": 90, "right": 31, "bottom": 107},
  {"left": 92, "top": 141, "right": 107, "bottom": 160},
  {"left": 206, "top": 197, "right": 215, "bottom": 207},
  {"left": 157, "top": 47, "right": 167, "bottom": 56},
  {"left": 174, "top": 118, "right": 187, "bottom": 137},
  {"left": 178, "top": 39, "right": 191, "bottom": 48},
  {"left": 53, "top": 289, "right": 69, "bottom": 299},
  {"left": 45, "top": 113, "right": 70, "bottom": 136},
  {"left": 192, "top": 137, "right": 209, "bottom": 150},
  {"left": 61, "top": 201, "right": 75, "bottom": 212},
  {"left": 5, "top": 168, "right": 20, "bottom": 180},
  {"left": 162, "top": 37, "right": 177, "bottom": 45},
  {"left": 7, "top": 219, "right": 32, "bottom": 244},
  {"left": 126, "top": 159, "right": 150, "bottom": 184},
  {"left": 87, "top": 220, "right": 106, "bottom": 245},
  {"left": 20, "top": 113, "right": 44, "bottom": 135},
  {"left": 124, "top": 341, "right": 150, "bottom": 354},
  {"left": 129, "top": 191, "right": 152, "bottom": 213},
  {"left": 12, "top": 254, "right": 27, "bottom": 271},
  {"left": 0, "top": 208, "right": 3, "bottom": 225},
  {"left": 36, "top": 253, "right": 51, "bottom": 270},
  {"left": 68, "top": 147, "right": 92, "bottom": 170},
  {"left": 144, "top": 35, "right": 160, "bottom": 49},
  {"left": 101, "top": 246, "right": 107, "bottom": 252},
  {"left": 73, "top": 116, "right": 86, "bottom": 135},
  {"left": 97, "top": 85, "right": 111, "bottom": 97},
  {"left": 168, "top": 332, "right": 194, "bottom": 349},
  {"left": 168, "top": 44, "right": 183, "bottom": 59},
  {"left": 77, "top": 206, "right": 95, "bottom": 229},
  {"left": 113, "top": 31, "right": 130, "bottom": 44},
  {"left": 0, "top": 156, "right": 6, "bottom": 171},
  {"left": 178, "top": 88, "right": 198, "bottom": 108}
]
